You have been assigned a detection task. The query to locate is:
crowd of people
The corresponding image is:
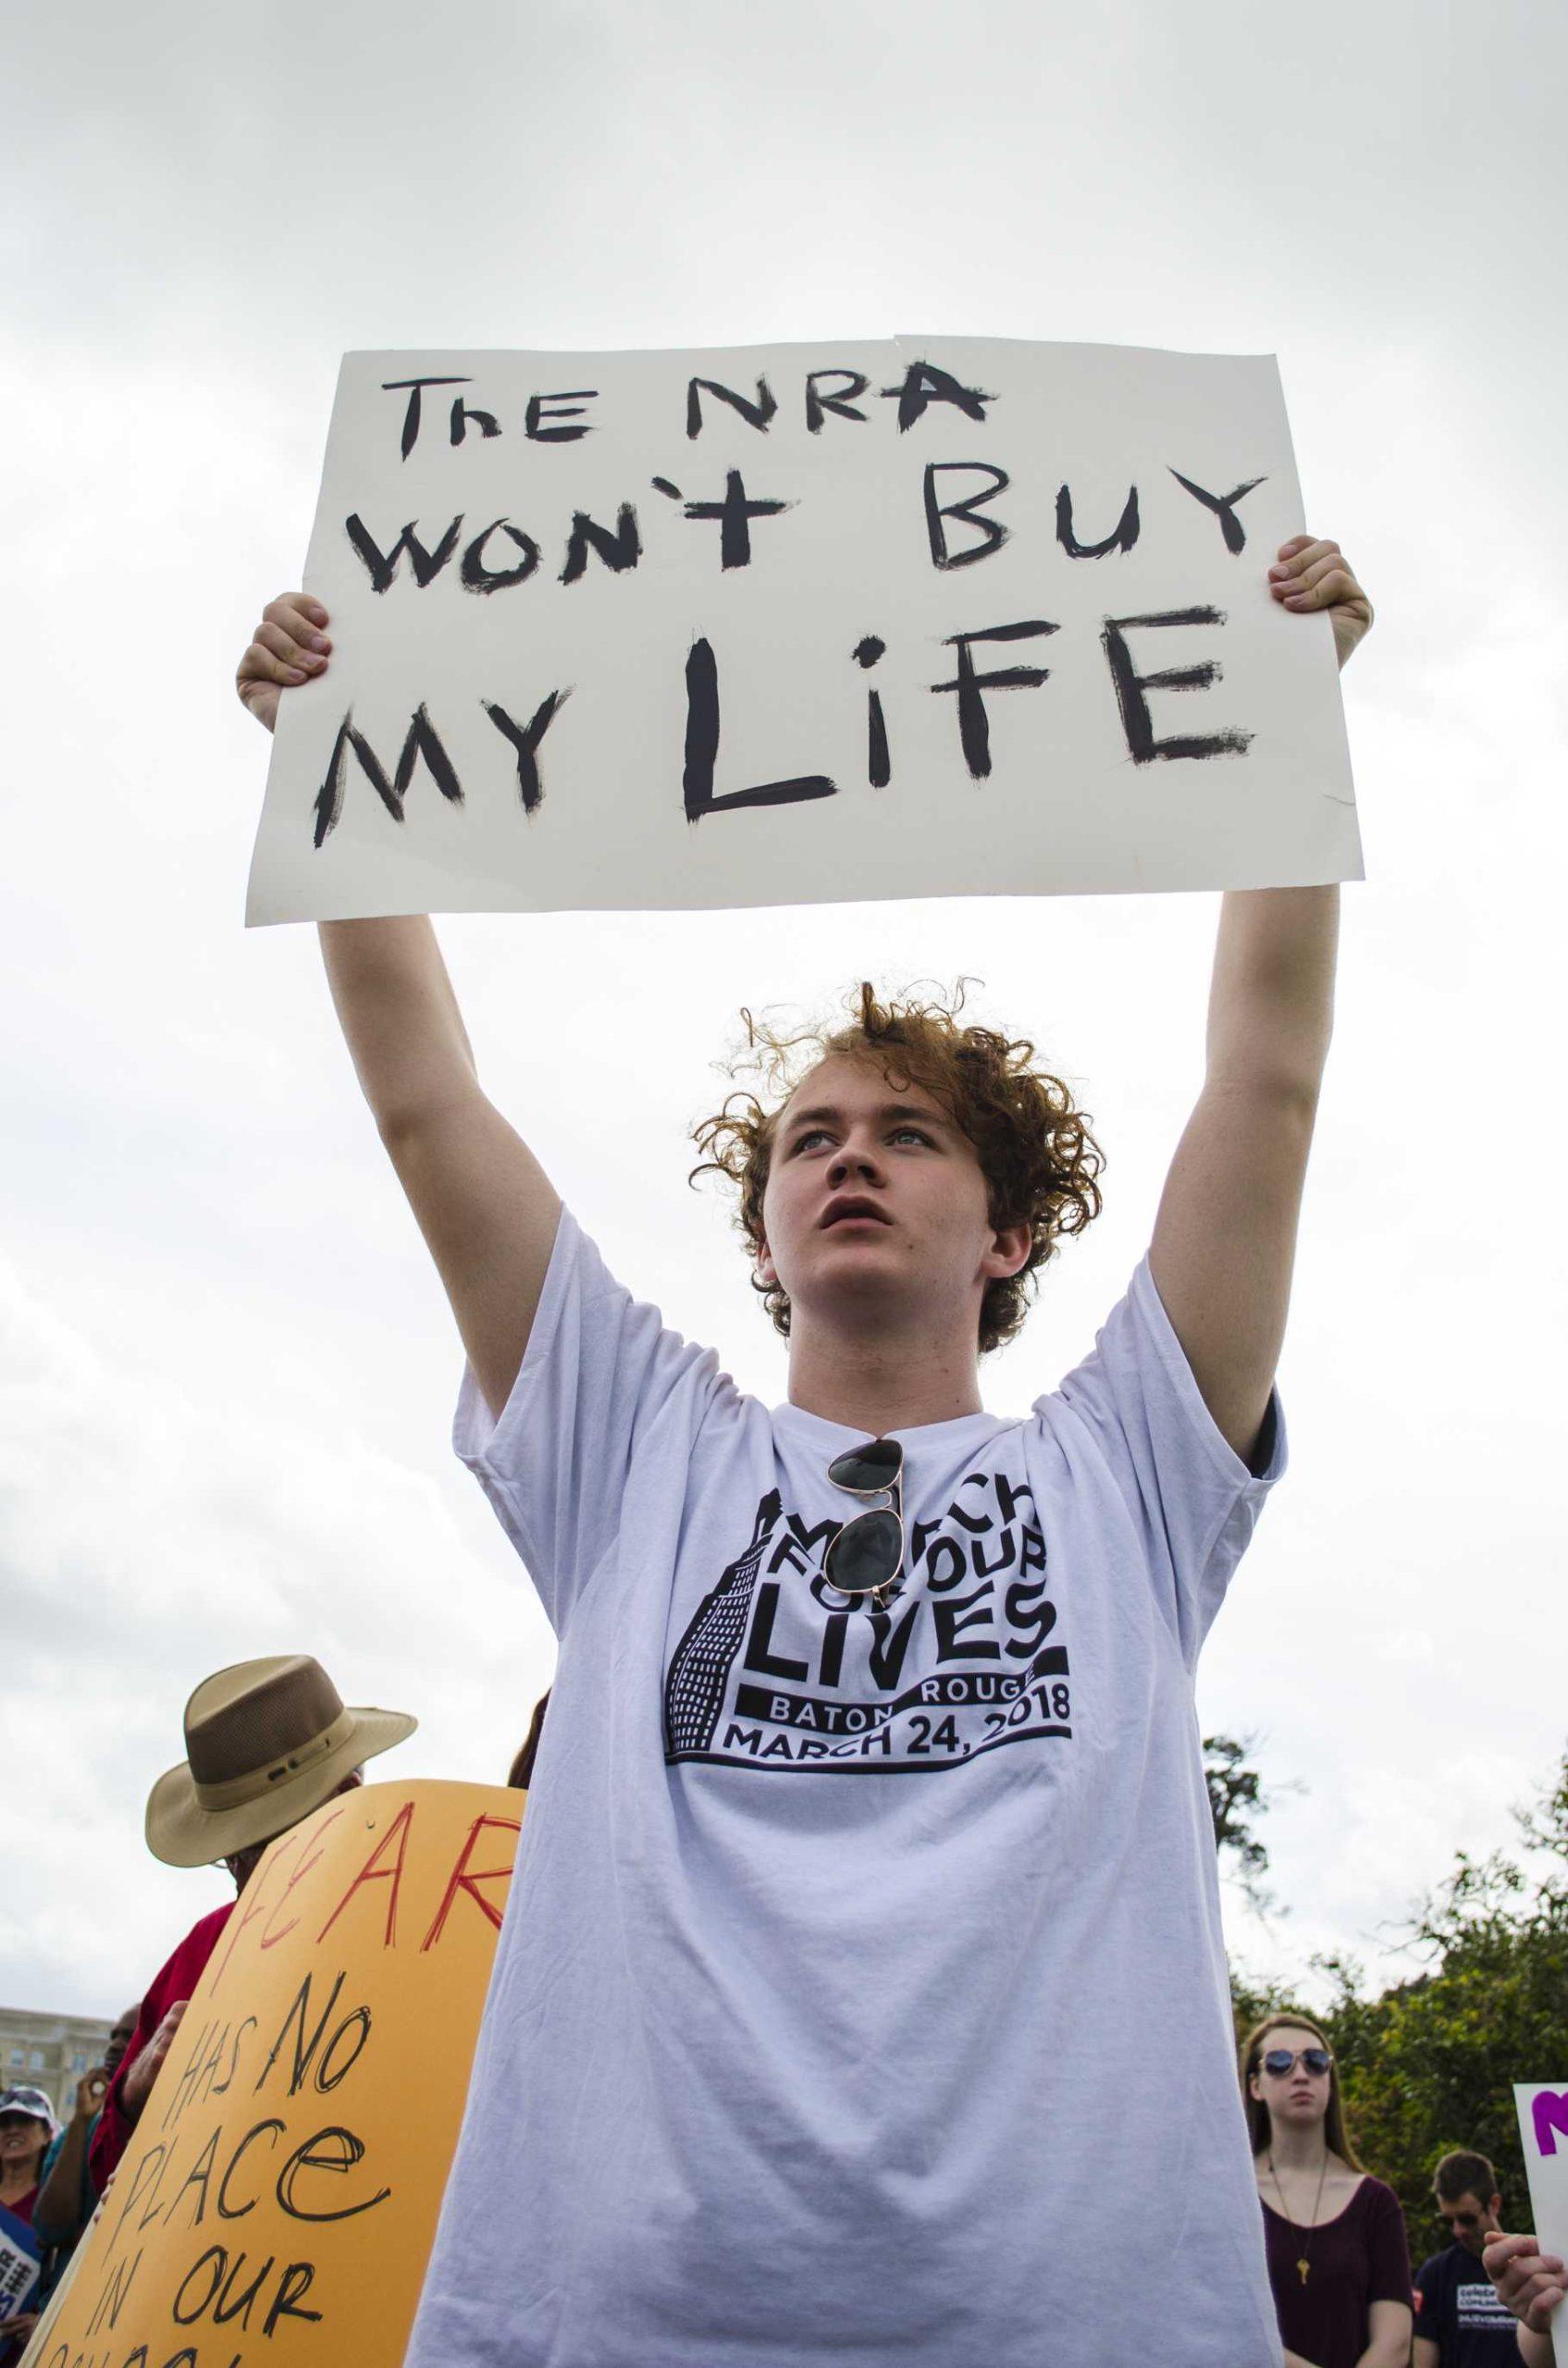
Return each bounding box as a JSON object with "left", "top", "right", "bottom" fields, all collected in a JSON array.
[
  {"left": 3, "top": 1690, "right": 1558, "bottom": 2368},
  {"left": 0, "top": 1653, "right": 550, "bottom": 2363},
  {"left": 4, "top": 527, "right": 1562, "bottom": 2366},
  {"left": 1234, "top": 2012, "right": 1562, "bottom": 2367}
]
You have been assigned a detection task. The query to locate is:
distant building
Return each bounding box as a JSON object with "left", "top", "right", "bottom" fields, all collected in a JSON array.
[{"left": 0, "top": 2005, "right": 116, "bottom": 2118}]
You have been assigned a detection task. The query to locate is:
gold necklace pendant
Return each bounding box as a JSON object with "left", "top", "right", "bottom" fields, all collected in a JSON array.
[{"left": 1266, "top": 2149, "right": 1326, "bottom": 2295}]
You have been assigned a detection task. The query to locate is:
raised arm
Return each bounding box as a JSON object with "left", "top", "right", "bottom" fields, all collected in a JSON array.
[
  {"left": 1148, "top": 537, "right": 1373, "bottom": 1464},
  {"left": 238, "top": 597, "right": 561, "bottom": 1416},
  {"left": 32, "top": 2071, "right": 104, "bottom": 2243}
]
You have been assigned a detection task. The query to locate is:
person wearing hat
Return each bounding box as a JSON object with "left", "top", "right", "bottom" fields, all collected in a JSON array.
[
  {"left": 0, "top": 2085, "right": 59, "bottom": 2361},
  {"left": 0, "top": 2086, "right": 59, "bottom": 2229},
  {"left": 89, "top": 1655, "right": 414, "bottom": 2192}
]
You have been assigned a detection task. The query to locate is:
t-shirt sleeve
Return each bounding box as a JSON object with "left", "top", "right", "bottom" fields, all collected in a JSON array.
[
  {"left": 1044, "top": 1255, "right": 1286, "bottom": 1667},
  {"left": 1365, "top": 2181, "right": 1414, "bottom": 2305},
  {"left": 1412, "top": 2251, "right": 1441, "bottom": 2324},
  {"left": 452, "top": 1207, "right": 725, "bottom": 1634}
]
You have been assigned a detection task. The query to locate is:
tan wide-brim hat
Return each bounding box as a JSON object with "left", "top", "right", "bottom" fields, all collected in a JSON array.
[{"left": 144, "top": 1654, "right": 417, "bottom": 1868}]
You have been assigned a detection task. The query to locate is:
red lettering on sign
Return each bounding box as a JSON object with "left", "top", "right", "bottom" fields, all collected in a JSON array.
[
  {"left": 210, "top": 1814, "right": 340, "bottom": 1994},
  {"left": 418, "top": 1814, "right": 521, "bottom": 1952},
  {"left": 259, "top": 1804, "right": 350, "bottom": 1952},
  {"left": 315, "top": 1801, "right": 417, "bottom": 1949}
]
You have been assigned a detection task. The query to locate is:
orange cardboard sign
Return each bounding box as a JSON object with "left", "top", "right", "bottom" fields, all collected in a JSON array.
[{"left": 29, "top": 1781, "right": 521, "bottom": 2368}]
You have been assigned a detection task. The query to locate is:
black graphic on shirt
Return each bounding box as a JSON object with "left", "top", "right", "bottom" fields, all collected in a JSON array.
[
  {"left": 663, "top": 1471, "right": 1071, "bottom": 1776},
  {"left": 664, "top": 1489, "right": 782, "bottom": 1754}
]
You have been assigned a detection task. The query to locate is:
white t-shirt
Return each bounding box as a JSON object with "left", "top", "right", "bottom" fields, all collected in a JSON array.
[{"left": 406, "top": 1210, "right": 1287, "bottom": 2368}]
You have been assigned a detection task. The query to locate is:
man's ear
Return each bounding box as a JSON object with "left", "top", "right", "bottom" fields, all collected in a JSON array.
[
  {"left": 757, "top": 1234, "right": 777, "bottom": 1289},
  {"left": 984, "top": 1221, "right": 1033, "bottom": 1282}
]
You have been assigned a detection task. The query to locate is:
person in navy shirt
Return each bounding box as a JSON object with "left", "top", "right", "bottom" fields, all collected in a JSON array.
[{"left": 1414, "top": 2151, "right": 1520, "bottom": 2368}]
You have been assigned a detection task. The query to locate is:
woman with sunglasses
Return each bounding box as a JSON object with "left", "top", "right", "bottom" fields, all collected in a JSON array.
[
  {"left": 237, "top": 542, "right": 1372, "bottom": 2368},
  {"left": 1241, "top": 2014, "right": 1412, "bottom": 2368}
]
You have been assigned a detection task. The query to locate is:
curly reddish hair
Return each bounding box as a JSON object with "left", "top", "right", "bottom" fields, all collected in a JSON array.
[{"left": 690, "top": 982, "right": 1105, "bottom": 1355}]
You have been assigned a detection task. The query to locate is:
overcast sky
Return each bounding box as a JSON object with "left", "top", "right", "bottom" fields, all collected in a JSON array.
[{"left": 4, "top": 0, "right": 1564, "bottom": 2038}]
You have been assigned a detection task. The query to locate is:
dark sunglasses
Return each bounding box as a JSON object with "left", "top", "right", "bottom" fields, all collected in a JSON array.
[
  {"left": 823, "top": 1438, "right": 904, "bottom": 1611},
  {"left": 1262, "top": 2047, "right": 1332, "bottom": 2078},
  {"left": 1439, "top": 2208, "right": 1482, "bottom": 2229}
]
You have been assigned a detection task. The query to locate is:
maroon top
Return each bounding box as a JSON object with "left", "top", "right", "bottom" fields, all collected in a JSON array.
[
  {"left": 1262, "top": 2177, "right": 1413, "bottom": 2368},
  {"left": 90, "top": 1901, "right": 234, "bottom": 2192}
]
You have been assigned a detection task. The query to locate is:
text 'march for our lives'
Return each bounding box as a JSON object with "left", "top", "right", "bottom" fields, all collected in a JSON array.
[{"left": 247, "top": 336, "right": 1360, "bottom": 925}]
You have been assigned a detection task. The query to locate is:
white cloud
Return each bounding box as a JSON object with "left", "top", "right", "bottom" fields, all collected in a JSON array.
[
  {"left": 2, "top": 0, "right": 1564, "bottom": 2019},
  {"left": 0, "top": 1255, "right": 552, "bottom": 2016}
]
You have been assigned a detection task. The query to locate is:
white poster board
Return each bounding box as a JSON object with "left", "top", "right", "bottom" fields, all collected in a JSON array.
[
  {"left": 247, "top": 337, "right": 1360, "bottom": 925},
  {"left": 0, "top": 2207, "right": 39, "bottom": 2325},
  {"left": 1516, "top": 2084, "right": 1568, "bottom": 2265}
]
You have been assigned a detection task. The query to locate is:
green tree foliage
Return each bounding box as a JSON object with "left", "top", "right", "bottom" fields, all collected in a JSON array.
[
  {"left": 1204, "top": 1733, "right": 1275, "bottom": 1908},
  {"left": 1229, "top": 1964, "right": 1305, "bottom": 2039},
  {"left": 1327, "top": 1758, "right": 1568, "bottom": 2258},
  {"left": 1229, "top": 1751, "right": 1568, "bottom": 2266}
]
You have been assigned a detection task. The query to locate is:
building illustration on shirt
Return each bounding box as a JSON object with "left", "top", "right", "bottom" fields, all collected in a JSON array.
[
  {"left": 663, "top": 1469, "right": 1073, "bottom": 1776},
  {"left": 663, "top": 1488, "right": 783, "bottom": 1754}
]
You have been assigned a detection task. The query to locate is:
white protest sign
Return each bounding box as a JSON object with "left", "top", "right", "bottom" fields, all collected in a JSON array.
[
  {"left": 247, "top": 337, "right": 1360, "bottom": 925},
  {"left": 1516, "top": 2084, "right": 1568, "bottom": 2266},
  {"left": 0, "top": 2206, "right": 39, "bottom": 2325}
]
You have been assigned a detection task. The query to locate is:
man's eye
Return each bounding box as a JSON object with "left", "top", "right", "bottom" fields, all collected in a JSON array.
[
  {"left": 793, "top": 1128, "right": 832, "bottom": 1152},
  {"left": 891, "top": 1127, "right": 933, "bottom": 1146}
]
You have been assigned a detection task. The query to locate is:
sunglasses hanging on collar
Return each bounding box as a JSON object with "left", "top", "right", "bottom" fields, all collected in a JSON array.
[{"left": 822, "top": 1437, "right": 905, "bottom": 1613}]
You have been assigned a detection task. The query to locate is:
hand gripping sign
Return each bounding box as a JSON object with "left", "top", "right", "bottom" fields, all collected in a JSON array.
[
  {"left": 246, "top": 336, "right": 1361, "bottom": 924},
  {"left": 24, "top": 1782, "right": 521, "bottom": 2368},
  {"left": 1516, "top": 2084, "right": 1568, "bottom": 2281}
]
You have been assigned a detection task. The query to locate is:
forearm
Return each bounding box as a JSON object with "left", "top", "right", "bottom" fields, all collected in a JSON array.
[
  {"left": 1206, "top": 886, "right": 1339, "bottom": 1102},
  {"left": 319, "top": 915, "right": 560, "bottom": 1414},
  {"left": 1352, "top": 2337, "right": 1410, "bottom": 2368},
  {"left": 1517, "top": 2327, "right": 1556, "bottom": 2368},
  {"left": 33, "top": 2118, "right": 89, "bottom": 2237},
  {"left": 318, "top": 917, "right": 483, "bottom": 1141}
]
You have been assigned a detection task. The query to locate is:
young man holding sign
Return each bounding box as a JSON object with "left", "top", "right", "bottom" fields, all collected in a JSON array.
[{"left": 238, "top": 533, "right": 1369, "bottom": 2367}]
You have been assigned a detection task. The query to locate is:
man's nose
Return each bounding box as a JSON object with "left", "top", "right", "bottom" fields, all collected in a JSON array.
[{"left": 828, "top": 1140, "right": 883, "bottom": 1185}]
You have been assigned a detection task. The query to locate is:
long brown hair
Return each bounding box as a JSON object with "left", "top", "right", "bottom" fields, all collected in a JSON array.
[
  {"left": 507, "top": 1691, "right": 550, "bottom": 1791},
  {"left": 1239, "top": 2012, "right": 1363, "bottom": 2169}
]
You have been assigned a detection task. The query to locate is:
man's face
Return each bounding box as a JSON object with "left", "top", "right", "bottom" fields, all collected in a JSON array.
[
  {"left": 222, "top": 1769, "right": 366, "bottom": 1893},
  {"left": 758, "top": 1055, "right": 1026, "bottom": 1347},
  {"left": 103, "top": 2010, "right": 139, "bottom": 2080},
  {"left": 1436, "top": 2189, "right": 1501, "bottom": 2257}
]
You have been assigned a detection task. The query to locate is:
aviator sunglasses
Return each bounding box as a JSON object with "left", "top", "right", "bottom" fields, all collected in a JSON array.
[
  {"left": 822, "top": 1437, "right": 905, "bottom": 1612},
  {"left": 1261, "top": 2047, "right": 1333, "bottom": 2078}
]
